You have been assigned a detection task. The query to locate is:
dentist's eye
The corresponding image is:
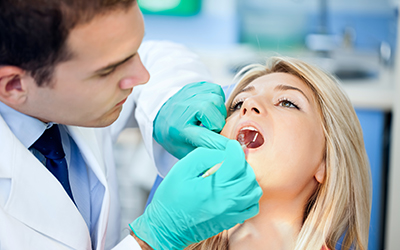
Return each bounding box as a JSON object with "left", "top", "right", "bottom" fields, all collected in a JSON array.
[
  {"left": 98, "top": 67, "right": 116, "bottom": 78},
  {"left": 278, "top": 98, "right": 299, "bottom": 110},
  {"left": 229, "top": 100, "right": 244, "bottom": 112}
]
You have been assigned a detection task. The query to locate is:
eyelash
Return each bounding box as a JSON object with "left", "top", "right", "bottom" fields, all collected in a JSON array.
[
  {"left": 277, "top": 97, "right": 300, "bottom": 110},
  {"left": 229, "top": 97, "right": 300, "bottom": 112},
  {"left": 229, "top": 99, "right": 245, "bottom": 112},
  {"left": 98, "top": 67, "right": 116, "bottom": 78}
]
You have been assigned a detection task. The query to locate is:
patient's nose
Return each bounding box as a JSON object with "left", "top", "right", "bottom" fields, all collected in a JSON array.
[{"left": 241, "top": 99, "right": 262, "bottom": 116}]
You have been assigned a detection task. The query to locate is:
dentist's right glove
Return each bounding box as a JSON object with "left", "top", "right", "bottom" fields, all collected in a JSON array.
[
  {"left": 153, "top": 81, "right": 228, "bottom": 159},
  {"left": 130, "top": 140, "right": 262, "bottom": 249}
]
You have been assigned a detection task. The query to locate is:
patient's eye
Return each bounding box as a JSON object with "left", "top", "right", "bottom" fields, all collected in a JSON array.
[
  {"left": 278, "top": 98, "right": 299, "bottom": 110},
  {"left": 229, "top": 100, "right": 244, "bottom": 112}
]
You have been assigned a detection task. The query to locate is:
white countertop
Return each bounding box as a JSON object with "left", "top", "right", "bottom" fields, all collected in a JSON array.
[
  {"left": 196, "top": 45, "right": 395, "bottom": 111},
  {"left": 342, "top": 77, "right": 394, "bottom": 111}
]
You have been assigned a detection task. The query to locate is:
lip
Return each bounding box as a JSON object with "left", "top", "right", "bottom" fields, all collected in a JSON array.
[
  {"left": 115, "top": 90, "right": 133, "bottom": 107},
  {"left": 115, "top": 97, "right": 128, "bottom": 107},
  {"left": 235, "top": 121, "right": 265, "bottom": 150}
]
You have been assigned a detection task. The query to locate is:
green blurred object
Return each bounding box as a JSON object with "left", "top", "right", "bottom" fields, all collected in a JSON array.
[
  {"left": 138, "top": 0, "right": 201, "bottom": 16},
  {"left": 238, "top": 0, "right": 309, "bottom": 51}
]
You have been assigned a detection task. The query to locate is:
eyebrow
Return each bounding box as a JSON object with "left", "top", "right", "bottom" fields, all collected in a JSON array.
[
  {"left": 93, "top": 53, "right": 136, "bottom": 75},
  {"left": 236, "top": 85, "right": 255, "bottom": 95},
  {"left": 274, "top": 84, "right": 310, "bottom": 103}
]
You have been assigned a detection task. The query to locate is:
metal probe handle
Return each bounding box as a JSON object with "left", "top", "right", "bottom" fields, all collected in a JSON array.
[{"left": 201, "top": 144, "right": 248, "bottom": 178}]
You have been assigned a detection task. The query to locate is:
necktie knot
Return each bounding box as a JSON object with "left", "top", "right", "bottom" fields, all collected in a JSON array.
[{"left": 31, "top": 124, "right": 66, "bottom": 160}]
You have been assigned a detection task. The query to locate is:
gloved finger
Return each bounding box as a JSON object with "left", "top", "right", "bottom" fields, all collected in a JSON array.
[
  {"left": 208, "top": 171, "right": 261, "bottom": 213},
  {"left": 214, "top": 140, "right": 248, "bottom": 181},
  {"left": 187, "top": 91, "right": 227, "bottom": 117},
  {"left": 193, "top": 97, "right": 227, "bottom": 132},
  {"left": 226, "top": 182, "right": 263, "bottom": 212},
  {"left": 226, "top": 202, "right": 260, "bottom": 225},
  {"left": 174, "top": 146, "right": 226, "bottom": 178},
  {"left": 182, "top": 81, "right": 226, "bottom": 102},
  {"left": 184, "top": 126, "right": 230, "bottom": 151}
]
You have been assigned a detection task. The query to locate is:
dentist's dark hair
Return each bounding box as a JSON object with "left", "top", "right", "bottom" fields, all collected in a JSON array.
[{"left": 0, "top": 0, "right": 136, "bottom": 86}]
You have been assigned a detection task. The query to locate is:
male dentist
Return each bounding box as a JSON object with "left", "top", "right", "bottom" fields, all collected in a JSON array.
[{"left": 0, "top": 0, "right": 262, "bottom": 249}]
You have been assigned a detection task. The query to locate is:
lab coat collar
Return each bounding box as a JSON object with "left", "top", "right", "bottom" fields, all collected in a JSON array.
[
  {"left": 0, "top": 101, "right": 46, "bottom": 149},
  {"left": 66, "top": 126, "right": 110, "bottom": 250},
  {"left": 0, "top": 115, "right": 92, "bottom": 249}
]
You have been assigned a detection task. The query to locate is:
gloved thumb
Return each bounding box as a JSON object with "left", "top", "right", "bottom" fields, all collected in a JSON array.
[
  {"left": 185, "top": 125, "right": 230, "bottom": 151},
  {"left": 214, "top": 140, "right": 248, "bottom": 181}
]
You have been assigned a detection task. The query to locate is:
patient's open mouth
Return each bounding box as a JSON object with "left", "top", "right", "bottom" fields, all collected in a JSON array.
[{"left": 237, "top": 126, "right": 265, "bottom": 149}]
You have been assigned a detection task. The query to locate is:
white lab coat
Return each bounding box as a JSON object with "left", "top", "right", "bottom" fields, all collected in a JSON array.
[{"left": 0, "top": 40, "right": 212, "bottom": 250}]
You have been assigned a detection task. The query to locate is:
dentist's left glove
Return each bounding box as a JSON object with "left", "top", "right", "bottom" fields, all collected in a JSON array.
[
  {"left": 153, "top": 81, "right": 229, "bottom": 159},
  {"left": 129, "top": 140, "right": 262, "bottom": 250}
]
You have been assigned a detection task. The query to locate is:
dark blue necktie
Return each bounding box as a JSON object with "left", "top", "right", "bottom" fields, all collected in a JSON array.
[{"left": 31, "top": 124, "right": 75, "bottom": 203}]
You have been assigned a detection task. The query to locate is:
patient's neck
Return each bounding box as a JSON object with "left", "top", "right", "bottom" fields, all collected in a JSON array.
[{"left": 228, "top": 196, "right": 306, "bottom": 250}]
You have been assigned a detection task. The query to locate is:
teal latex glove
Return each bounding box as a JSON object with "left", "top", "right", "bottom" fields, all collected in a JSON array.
[
  {"left": 153, "top": 81, "right": 229, "bottom": 159},
  {"left": 130, "top": 140, "right": 262, "bottom": 250}
]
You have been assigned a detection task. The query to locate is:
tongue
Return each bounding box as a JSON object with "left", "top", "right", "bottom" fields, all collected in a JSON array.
[{"left": 237, "top": 130, "right": 264, "bottom": 149}]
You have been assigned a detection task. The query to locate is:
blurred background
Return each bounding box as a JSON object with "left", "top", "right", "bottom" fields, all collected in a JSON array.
[{"left": 114, "top": 0, "right": 400, "bottom": 249}]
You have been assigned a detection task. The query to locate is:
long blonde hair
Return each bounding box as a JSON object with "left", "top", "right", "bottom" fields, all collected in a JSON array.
[{"left": 186, "top": 56, "right": 371, "bottom": 250}]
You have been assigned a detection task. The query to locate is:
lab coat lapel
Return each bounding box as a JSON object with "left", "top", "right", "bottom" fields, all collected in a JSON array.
[
  {"left": 66, "top": 126, "right": 110, "bottom": 250},
  {"left": 0, "top": 117, "right": 91, "bottom": 249},
  {"left": 67, "top": 126, "right": 107, "bottom": 178}
]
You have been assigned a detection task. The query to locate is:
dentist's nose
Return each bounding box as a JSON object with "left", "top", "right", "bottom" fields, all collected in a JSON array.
[{"left": 119, "top": 54, "right": 150, "bottom": 89}]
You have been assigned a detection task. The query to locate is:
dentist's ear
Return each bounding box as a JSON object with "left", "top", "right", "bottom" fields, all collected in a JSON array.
[
  {"left": 315, "top": 160, "right": 326, "bottom": 184},
  {"left": 0, "top": 66, "right": 28, "bottom": 106}
]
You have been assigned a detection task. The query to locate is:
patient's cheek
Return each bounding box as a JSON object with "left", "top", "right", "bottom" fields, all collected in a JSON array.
[{"left": 220, "top": 125, "right": 231, "bottom": 139}]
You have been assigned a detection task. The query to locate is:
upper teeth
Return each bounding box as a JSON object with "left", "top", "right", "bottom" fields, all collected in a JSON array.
[{"left": 240, "top": 126, "right": 258, "bottom": 132}]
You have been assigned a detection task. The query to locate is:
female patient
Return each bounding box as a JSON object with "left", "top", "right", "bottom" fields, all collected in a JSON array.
[{"left": 186, "top": 57, "right": 371, "bottom": 250}]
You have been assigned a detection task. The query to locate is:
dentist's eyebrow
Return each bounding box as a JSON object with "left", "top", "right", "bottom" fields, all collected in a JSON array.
[
  {"left": 275, "top": 84, "right": 310, "bottom": 103},
  {"left": 93, "top": 52, "right": 136, "bottom": 75}
]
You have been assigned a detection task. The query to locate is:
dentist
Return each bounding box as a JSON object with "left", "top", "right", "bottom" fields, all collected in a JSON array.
[{"left": 0, "top": 0, "right": 262, "bottom": 249}]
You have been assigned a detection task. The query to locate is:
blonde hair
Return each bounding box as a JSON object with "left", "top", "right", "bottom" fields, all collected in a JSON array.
[
  {"left": 186, "top": 56, "right": 371, "bottom": 250},
  {"left": 185, "top": 231, "right": 229, "bottom": 250}
]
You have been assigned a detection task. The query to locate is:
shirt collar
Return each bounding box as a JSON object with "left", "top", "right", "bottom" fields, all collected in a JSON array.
[{"left": 0, "top": 101, "right": 53, "bottom": 148}]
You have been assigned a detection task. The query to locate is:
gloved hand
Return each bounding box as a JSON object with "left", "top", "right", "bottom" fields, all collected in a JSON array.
[
  {"left": 130, "top": 140, "right": 262, "bottom": 250},
  {"left": 153, "top": 81, "right": 229, "bottom": 159}
]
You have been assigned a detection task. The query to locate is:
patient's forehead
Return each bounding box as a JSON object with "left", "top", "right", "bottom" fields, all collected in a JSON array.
[{"left": 241, "top": 73, "right": 313, "bottom": 96}]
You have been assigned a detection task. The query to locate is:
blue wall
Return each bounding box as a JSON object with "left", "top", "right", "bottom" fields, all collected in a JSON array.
[{"left": 355, "top": 109, "right": 387, "bottom": 250}]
